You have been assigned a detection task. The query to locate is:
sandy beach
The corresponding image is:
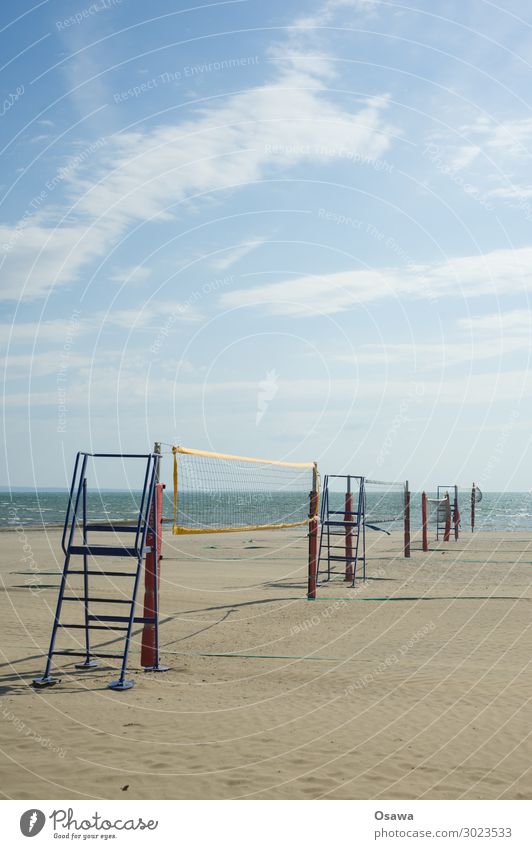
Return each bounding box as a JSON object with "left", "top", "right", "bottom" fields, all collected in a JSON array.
[{"left": 1, "top": 525, "right": 531, "bottom": 800}]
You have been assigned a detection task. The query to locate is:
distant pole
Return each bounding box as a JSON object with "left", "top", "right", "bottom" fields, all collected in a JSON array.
[
  {"left": 444, "top": 492, "right": 451, "bottom": 542},
  {"left": 471, "top": 482, "right": 475, "bottom": 533},
  {"left": 422, "top": 491, "right": 428, "bottom": 552},
  {"left": 404, "top": 481, "right": 411, "bottom": 558},
  {"left": 307, "top": 464, "right": 319, "bottom": 600},
  {"left": 344, "top": 474, "right": 353, "bottom": 581},
  {"left": 453, "top": 485, "right": 460, "bottom": 541}
]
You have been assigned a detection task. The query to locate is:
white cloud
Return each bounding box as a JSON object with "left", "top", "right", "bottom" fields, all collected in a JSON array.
[
  {"left": 1, "top": 351, "right": 90, "bottom": 379},
  {"left": 488, "top": 185, "right": 532, "bottom": 200},
  {"left": 102, "top": 300, "right": 200, "bottom": 329},
  {"left": 448, "top": 145, "right": 481, "bottom": 171},
  {"left": 221, "top": 245, "right": 532, "bottom": 315},
  {"left": 210, "top": 238, "right": 266, "bottom": 271},
  {"left": 0, "top": 221, "right": 113, "bottom": 301},
  {"left": 338, "top": 337, "right": 531, "bottom": 370},
  {"left": 457, "top": 309, "right": 532, "bottom": 334},
  {"left": 0, "top": 43, "right": 395, "bottom": 303},
  {"left": 0, "top": 319, "right": 85, "bottom": 347},
  {"left": 109, "top": 265, "right": 152, "bottom": 285}
]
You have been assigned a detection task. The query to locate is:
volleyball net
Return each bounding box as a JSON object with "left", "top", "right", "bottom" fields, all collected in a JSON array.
[
  {"left": 171, "top": 445, "right": 318, "bottom": 534},
  {"left": 422, "top": 491, "right": 452, "bottom": 551},
  {"left": 364, "top": 479, "right": 408, "bottom": 530}
]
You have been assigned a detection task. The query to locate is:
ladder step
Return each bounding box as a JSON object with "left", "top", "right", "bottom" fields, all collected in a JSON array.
[
  {"left": 85, "top": 524, "right": 139, "bottom": 533},
  {"left": 58, "top": 623, "right": 130, "bottom": 631},
  {"left": 327, "top": 555, "right": 357, "bottom": 561},
  {"left": 88, "top": 614, "right": 154, "bottom": 624},
  {"left": 69, "top": 545, "right": 140, "bottom": 557},
  {"left": 52, "top": 651, "right": 126, "bottom": 659},
  {"left": 67, "top": 570, "right": 137, "bottom": 577},
  {"left": 62, "top": 597, "right": 132, "bottom": 604},
  {"left": 328, "top": 510, "right": 359, "bottom": 516},
  {"left": 324, "top": 520, "right": 360, "bottom": 527}
]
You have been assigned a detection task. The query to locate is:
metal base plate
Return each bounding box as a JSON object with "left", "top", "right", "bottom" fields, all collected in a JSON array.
[
  {"left": 107, "top": 679, "right": 135, "bottom": 691},
  {"left": 143, "top": 665, "right": 169, "bottom": 673},
  {"left": 32, "top": 676, "right": 60, "bottom": 687},
  {"left": 75, "top": 660, "right": 99, "bottom": 669}
]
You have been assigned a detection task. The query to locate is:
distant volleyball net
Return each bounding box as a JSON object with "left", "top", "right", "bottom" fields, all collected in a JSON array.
[
  {"left": 171, "top": 445, "right": 318, "bottom": 534},
  {"left": 364, "top": 479, "right": 409, "bottom": 532}
]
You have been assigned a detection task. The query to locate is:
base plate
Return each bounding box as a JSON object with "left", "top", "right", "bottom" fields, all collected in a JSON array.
[
  {"left": 107, "top": 679, "right": 135, "bottom": 691},
  {"left": 32, "top": 676, "right": 60, "bottom": 687},
  {"left": 75, "top": 660, "right": 99, "bottom": 669}
]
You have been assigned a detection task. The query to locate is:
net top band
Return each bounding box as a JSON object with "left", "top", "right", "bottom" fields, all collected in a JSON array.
[{"left": 173, "top": 445, "right": 316, "bottom": 470}]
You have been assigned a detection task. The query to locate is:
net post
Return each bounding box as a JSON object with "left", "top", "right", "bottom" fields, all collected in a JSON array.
[
  {"left": 471, "top": 482, "right": 475, "bottom": 532},
  {"left": 444, "top": 492, "right": 451, "bottom": 542},
  {"left": 404, "top": 481, "right": 411, "bottom": 558},
  {"left": 422, "top": 491, "right": 428, "bottom": 552},
  {"left": 344, "top": 475, "right": 353, "bottom": 582},
  {"left": 453, "top": 485, "right": 460, "bottom": 541},
  {"left": 154, "top": 442, "right": 162, "bottom": 558},
  {"left": 307, "top": 463, "right": 319, "bottom": 600},
  {"left": 141, "top": 441, "right": 166, "bottom": 670}
]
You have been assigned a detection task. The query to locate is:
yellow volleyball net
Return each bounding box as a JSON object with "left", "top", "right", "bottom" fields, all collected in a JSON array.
[{"left": 172, "top": 445, "right": 318, "bottom": 535}]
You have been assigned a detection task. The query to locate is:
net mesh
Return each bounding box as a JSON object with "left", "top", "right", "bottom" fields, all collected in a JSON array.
[
  {"left": 172, "top": 447, "right": 316, "bottom": 534},
  {"left": 426, "top": 496, "right": 451, "bottom": 527},
  {"left": 364, "top": 479, "right": 406, "bottom": 527}
]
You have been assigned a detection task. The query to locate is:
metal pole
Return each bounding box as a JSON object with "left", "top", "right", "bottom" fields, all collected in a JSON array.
[
  {"left": 404, "top": 481, "right": 411, "bottom": 558},
  {"left": 422, "top": 491, "right": 428, "bottom": 552},
  {"left": 344, "top": 474, "right": 353, "bottom": 582},
  {"left": 75, "top": 477, "right": 97, "bottom": 669},
  {"left": 453, "top": 485, "right": 459, "bottom": 541},
  {"left": 444, "top": 492, "right": 451, "bottom": 542},
  {"left": 307, "top": 464, "right": 319, "bottom": 600}
]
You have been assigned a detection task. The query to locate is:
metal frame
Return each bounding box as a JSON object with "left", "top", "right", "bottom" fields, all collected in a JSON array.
[
  {"left": 437, "top": 484, "right": 459, "bottom": 541},
  {"left": 33, "top": 451, "right": 163, "bottom": 691},
  {"left": 317, "top": 474, "right": 366, "bottom": 588}
]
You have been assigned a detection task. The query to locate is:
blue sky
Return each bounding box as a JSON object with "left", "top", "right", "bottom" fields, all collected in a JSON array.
[{"left": 2, "top": 0, "right": 532, "bottom": 489}]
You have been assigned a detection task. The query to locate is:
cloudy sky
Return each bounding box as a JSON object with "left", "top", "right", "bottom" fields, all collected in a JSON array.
[{"left": 2, "top": 0, "right": 532, "bottom": 489}]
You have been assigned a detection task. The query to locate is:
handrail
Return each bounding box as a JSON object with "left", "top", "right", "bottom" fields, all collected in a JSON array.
[
  {"left": 136, "top": 457, "right": 157, "bottom": 555},
  {"left": 61, "top": 452, "right": 157, "bottom": 556},
  {"left": 61, "top": 452, "right": 81, "bottom": 555},
  {"left": 135, "top": 456, "right": 154, "bottom": 552},
  {"left": 62, "top": 454, "right": 88, "bottom": 557}
]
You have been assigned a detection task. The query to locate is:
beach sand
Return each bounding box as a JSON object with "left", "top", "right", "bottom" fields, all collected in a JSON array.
[{"left": 1, "top": 524, "right": 531, "bottom": 800}]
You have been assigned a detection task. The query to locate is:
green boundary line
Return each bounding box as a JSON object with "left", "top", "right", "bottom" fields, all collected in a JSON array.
[
  {"left": 307, "top": 596, "right": 531, "bottom": 601},
  {"left": 164, "top": 650, "right": 342, "bottom": 661}
]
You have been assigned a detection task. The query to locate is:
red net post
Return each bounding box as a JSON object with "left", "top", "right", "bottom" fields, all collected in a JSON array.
[
  {"left": 443, "top": 493, "right": 451, "bottom": 542},
  {"left": 141, "top": 482, "right": 164, "bottom": 668},
  {"left": 344, "top": 477, "right": 353, "bottom": 582},
  {"left": 453, "top": 489, "right": 460, "bottom": 541},
  {"left": 404, "top": 482, "right": 411, "bottom": 558},
  {"left": 422, "top": 491, "right": 428, "bottom": 552},
  {"left": 307, "top": 465, "right": 319, "bottom": 600}
]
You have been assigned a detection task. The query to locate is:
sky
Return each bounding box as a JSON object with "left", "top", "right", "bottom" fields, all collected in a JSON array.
[{"left": 2, "top": 0, "right": 532, "bottom": 490}]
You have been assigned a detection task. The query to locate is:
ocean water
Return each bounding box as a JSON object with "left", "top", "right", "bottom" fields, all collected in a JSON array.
[{"left": 1, "top": 489, "right": 532, "bottom": 533}]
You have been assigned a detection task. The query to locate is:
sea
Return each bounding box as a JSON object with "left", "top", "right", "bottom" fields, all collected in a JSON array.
[{"left": 1, "top": 489, "right": 532, "bottom": 532}]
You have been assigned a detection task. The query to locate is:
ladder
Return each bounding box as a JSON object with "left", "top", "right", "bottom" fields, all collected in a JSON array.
[
  {"left": 317, "top": 474, "right": 366, "bottom": 586},
  {"left": 33, "top": 452, "right": 166, "bottom": 691}
]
